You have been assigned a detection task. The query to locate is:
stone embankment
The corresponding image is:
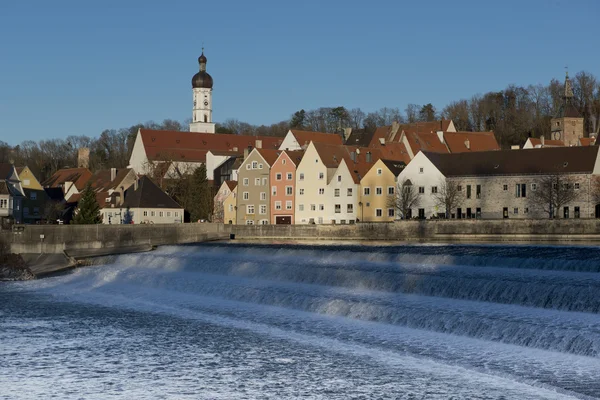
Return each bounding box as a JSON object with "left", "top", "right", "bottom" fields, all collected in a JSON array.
[{"left": 0, "top": 254, "right": 35, "bottom": 281}]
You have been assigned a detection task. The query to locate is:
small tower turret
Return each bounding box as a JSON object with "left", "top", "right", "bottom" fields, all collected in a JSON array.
[{"left": 189, "top": 49, "right": 216, "bottom": 133}]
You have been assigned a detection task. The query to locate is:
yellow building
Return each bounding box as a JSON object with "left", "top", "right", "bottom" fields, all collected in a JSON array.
[
  {"left": 359, "top": 159, "right": 405, "bottom": 222},
  {"left": 223, "top": 185, "right": 237, "bottom": 224}
]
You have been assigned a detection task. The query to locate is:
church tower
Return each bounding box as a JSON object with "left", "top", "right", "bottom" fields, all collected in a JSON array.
[
  {"left": 550, "top": 71, "right": 583, "bottom": 146},
  {"left": 189, "top": 50, "right": 216, "bottom": 133}
]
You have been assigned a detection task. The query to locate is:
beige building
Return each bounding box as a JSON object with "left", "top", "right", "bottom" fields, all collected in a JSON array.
[
  {"left": 223, "top": 185, "right": 237, "bottom": 224},
  {"left": 360, "top": 159, "right": 406, "bottom": 222},
  {"left": 398, "top": 147, "right": 600, "bottom": 220},
  {"left": 236, "top": 148, "right": 280, "bottom": 225},
  {"left": 213, "top": 180, "right": 236, "bottom": 223}
]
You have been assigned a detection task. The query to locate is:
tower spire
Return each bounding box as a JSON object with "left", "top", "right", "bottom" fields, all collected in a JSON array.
[{"left": 564, "top": 69, "right": 574, "bottom": 100}]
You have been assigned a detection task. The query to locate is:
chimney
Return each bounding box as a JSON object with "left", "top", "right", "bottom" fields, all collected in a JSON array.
[
  {"left": 366, "top": 151, "right": 372, "bottom": 163},
  {"left": 356, "top": 148, "right": 361, "bottom": 155},
  {"left": 379, "top": 137, "right": 385, "bottom": 145},
  {"left": 255, "top": 139, "right": 262, "bottom": 149},
  {"left": 232, "top": 146, "right": 238, "bottom": 152},
  {"left": 437, "top": 131, "right": 444, "bottom": 143},
  {"left": 464, "top": 139, "right": 470, "bottom": 150},
  {"left": 244, "top": 146, "right": 251, "bottom": 160},
  {"left": 78, "top": 147, "right": 90, "bottom": 168},
  {"left": 350, "top": 151, "right": 357, "bottom": 163},
  {"left": 110, "top": 168, "right": 117, "bottom": 181},
  {"left": 541, "top": 135, "right": 545, "bottom": 146}
]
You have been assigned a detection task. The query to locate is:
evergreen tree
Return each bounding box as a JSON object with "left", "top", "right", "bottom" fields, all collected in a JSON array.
[
  {"left": 123, "top": 207, "right": 133, "bottom": 224},
  {"left": 188, "top": 164, "right": 213, "bottom": 222},
  {"left": 73, "top": 183, "right": 102, "bottom": 224}
]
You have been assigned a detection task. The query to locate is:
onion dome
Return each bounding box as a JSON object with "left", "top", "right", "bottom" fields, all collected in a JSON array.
[{"left": 191, "top": 51, "right": 213, "bottom": 89}]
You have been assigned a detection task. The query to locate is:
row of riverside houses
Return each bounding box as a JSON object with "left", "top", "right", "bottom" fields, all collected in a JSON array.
[{"left": 0, "top": 153, "right": 184, "bottom": 226}]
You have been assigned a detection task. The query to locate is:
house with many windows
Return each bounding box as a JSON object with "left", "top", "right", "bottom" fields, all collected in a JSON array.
[
  {"left": 360, "top": 159, "right": 406, "bottom": 222},
  {"left": 236, "top": 148, "right": 280, "bottom": 225},
  {"left": 0, "top": 163, "right": 25, "bottom": 225},
  {"left": 270, "top": 150, "right": 304, "bottom": 224},
  {"left": 397, "top": 147, "right": 600, "bottom": 219},
  {"left": 295, "top": 142, "right": 379, "bottom": 224}
]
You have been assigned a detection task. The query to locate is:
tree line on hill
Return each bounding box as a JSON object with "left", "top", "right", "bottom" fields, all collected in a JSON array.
[{"left": 1, "top": 70, "right": 598, "bottom": 184}]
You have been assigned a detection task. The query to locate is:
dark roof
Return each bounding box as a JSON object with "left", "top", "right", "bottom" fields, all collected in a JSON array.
[
  {"left": 0, "top": 181, "right": 9, "bottom": 195},
  {"left": 0, "top": 163, "right": 14, "bottom": 179},
  {"left": 89, "top": 168, "right": 134, "bottom": 192},
  {"left": 381, "top": 159, "right": 406, "bottom": 176},
  {"left": 423, "top": 146, "right": 600, "bottom": 177},
  {"left": 555, "top": 102, "right": 581, "bottom": 119},
  {"left": 44, "top": 187, "right": 65, "bottom": 202},
  {"left": 345, "top": 129, "right": 375, "bottom": 147},
  {"left": 122, "top": 176, "right": 181, "bottom": 209},
  {"left": 192, "top": 52, "right": 213, "bottom": 89}
]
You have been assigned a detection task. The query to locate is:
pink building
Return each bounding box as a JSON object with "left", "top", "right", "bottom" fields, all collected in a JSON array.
[{"left": 270, "top": 150, "right": 304, "bottom": 224}]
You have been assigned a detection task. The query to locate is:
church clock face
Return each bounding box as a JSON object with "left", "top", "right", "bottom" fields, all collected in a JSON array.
[
  {"left": 204, "top": 100, "right": 209, "bottom": 107},
  {"left": 553, "top": 131, "right": 561, "bottom": 140}
]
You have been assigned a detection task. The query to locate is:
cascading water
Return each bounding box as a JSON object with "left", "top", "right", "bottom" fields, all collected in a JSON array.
[{"left": 2, "top": 242, "right": 600, "bottom": 399}]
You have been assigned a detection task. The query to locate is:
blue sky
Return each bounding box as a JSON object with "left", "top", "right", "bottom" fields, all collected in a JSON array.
[{"left": 0, "top": 0, "right": 598, "bottom": 144}]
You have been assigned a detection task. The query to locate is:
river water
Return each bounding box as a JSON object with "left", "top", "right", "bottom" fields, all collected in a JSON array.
[{"left": 2, "top": 242, "right": 600, "bottom": 399}]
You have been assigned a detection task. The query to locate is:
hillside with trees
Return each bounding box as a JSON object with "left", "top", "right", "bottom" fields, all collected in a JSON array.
[{"left": 1, "top": 71, "right": 598, "bottom": 183}]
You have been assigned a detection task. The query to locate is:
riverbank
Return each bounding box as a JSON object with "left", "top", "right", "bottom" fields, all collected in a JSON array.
[{"left": 0, "top": 254, "right": 35, "bottom": 281}]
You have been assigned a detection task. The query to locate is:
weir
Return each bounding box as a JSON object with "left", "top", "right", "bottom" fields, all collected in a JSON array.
[{"left": 5, "top": 242, "right": 600, "bottom": 398}]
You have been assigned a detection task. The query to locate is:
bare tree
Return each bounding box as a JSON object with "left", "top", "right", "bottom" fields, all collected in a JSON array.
[
  {"left": 389, "top": 179, "right": 421, "bottom": 220},
  {"left": 529, "top": 174, "right": 581, "bottom": 218},
  {"left": 432, "top": 178, "right": 463, "bottom": 218}
]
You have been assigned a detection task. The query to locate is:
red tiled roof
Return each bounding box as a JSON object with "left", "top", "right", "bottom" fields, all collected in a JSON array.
[
  {"left": 579, "top": 138, "right": 596, "bottom": 146},
  {"left": 140, "top": 129, "right": 284, "bottom": 163},
  {"left": 527, "top": 138, "right": 565, "bottom": 147},
  {"left": 290, "top": 129, "right": 343, "bottom": 147},
  {"left": 225, "top": 180, "right": 237, "bottom": 191},
  {"left": 404, "top": 131, "right": 449, "bottom": 154},
  {"left": 369, "top": 120, "right": 453, "bottom": 147},
  {"left": 282, "top": 150, "right": 305, "bottom": 166},
  {"left": 377, "top": 142, "right": 412, "bottom": 165},
  {"left": 312, "top": 143, "right": 382, "bottom": 183},
  {"left": 88, "top": 168, "right": 135, "bottom": 192},
  {"left": 42, "top": 168, "right": 92, "bottom": 191},
  {"left": 444, "top": 131, "right": 500, "bottom": 153},
  {"left": 255, "top": 148, "right": 281, "bottom": 166}
]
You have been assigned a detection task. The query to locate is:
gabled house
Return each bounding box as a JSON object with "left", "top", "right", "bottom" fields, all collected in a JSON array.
[
  {"left": 360, "top": 159, "right": 406, "bottom": 222},
  {"left": 223, "top": 185, "right": 237, "bottom": 224},
  {"left": 398, "top": 147, "right": 600, "bottom": 220},
  {"left": 278, "top": 129, "right": 343, "bottom": 151},
  {"left": 236, "top": 148, "right": 280, "bottom": 225},
  {"left": 42, "top": 167, "right": 92, "bottom": 202},
  {"left": 16, "top": 166, "right": 48, "bottom": 224},
  {"left": 0, "top": 163, "right": 25, "bottom": 224},
  {"left": 111, "top": 176, "right": 183, "bottom": 224},
  {"left": 523, "top": 137, "right": 565, "bottom": 149},
  {"left": 213, "top": 180, "right": 237, "bottom": 223},
  {"left": 270, "top": 150, "right": 304, "bottom": 224},
  {"left": 128, "top": 128, "right": 283, "bottom": 178},
  {"left": 294, "top": 142, "right": 379, "bottom": 224}
]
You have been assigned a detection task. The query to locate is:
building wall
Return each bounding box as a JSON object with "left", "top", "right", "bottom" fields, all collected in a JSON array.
[
  {"left": 327, "top": 161, "right": 359, "bottom": 224},
  {"left": 397, "top": 152, "right": 446, "bottom": 218},
  {"left": 223, "top": 187, "right": 237, "bottom": 224},
  {"left": 236, "top": 151, "right": 271, "bottom": 225},
  {"left": 360, "top": 159, "right": 396, "bottom": 222},
  {"left": 447, "top": 174, "right": 593, "bottom": 219},
  {"left": 18, "top": 167, "right": 43, "bottom": 190},
  {"left": 551, "top": 116, "right": 584, "bottom": 147},
  {"left": 295, "top": 143, "right": 329, "bottom": 224},
  {"left": 213, "top": 182, "right": 233, "bottom": 223},
  {"left": 270, "top": 152, "right": 297, "bottom": 224},
  {"left": 102, "top": 207, "right": 184, "bottom": 224},
  {"left": 278, "top": 131, "right": 301, "bottom": 151},
  {"left": 128, "top": 130, "right": 149, "bottom": 173}
]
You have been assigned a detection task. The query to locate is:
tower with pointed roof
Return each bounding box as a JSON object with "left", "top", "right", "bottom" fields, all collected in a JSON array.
[
  {"left": 550, "top": 71, "right": 583, "bottom": 146},
  {"left": 189, "top": 50, "right": 216, "bottom": 133}
]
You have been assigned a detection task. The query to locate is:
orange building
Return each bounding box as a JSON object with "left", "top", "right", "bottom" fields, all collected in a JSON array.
[{"left": 269, "top": 150, "right": 304, "bottom": 224}]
